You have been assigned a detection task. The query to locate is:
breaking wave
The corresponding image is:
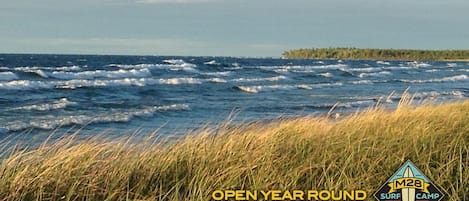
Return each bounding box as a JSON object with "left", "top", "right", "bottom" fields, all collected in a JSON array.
[
  {"left": 235, "top": 82, "right": 343, "bottom": 93},
  {"left": 12, "top": 98, "right": 77, "bottom": 111},
  {"left": 400, "top": 75, "right": 469, "bottom": 83},
  {"left": 47, "top": 68, "right": 152, "bottom": 80},
  {"left": 3, "top": 104, "right": 189, "bottom": 132}
]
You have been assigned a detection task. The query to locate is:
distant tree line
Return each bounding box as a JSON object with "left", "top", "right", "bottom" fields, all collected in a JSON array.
[{"left": 282, "top": 48, "right": 469, "bottom": 61}]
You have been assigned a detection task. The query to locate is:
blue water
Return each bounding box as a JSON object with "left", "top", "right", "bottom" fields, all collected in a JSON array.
[{"left": 0, "top": 54, "right": 468, "bottom": 139}]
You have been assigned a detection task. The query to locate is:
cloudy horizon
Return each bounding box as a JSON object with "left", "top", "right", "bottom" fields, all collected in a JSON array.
[{"left": 1, "top": 0, "right": 468, "bottom": 57}]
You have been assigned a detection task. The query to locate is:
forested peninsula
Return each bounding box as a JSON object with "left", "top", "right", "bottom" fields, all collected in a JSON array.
[{"left": 283, "top": 48, "right": 469, "bottom": 61}]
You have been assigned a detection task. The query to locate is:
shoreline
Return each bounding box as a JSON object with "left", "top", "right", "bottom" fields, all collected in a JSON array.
[
  {"left": 0, "top": 100, "right": 467, "bottom": 200},
  {"left": 283, "top": 48, "right": 469, "bottom": 62}
]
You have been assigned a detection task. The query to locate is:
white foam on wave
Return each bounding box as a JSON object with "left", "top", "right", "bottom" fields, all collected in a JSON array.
[
  {"left": 358, "top": 71, "right": 392, "bottom": 78},
  {"left": 319, "top": 72, "right": 333, "bottom": 78},
  {"left": 383, "top": 66, "right": 414, "bottom": 70},
  {"left": 313, "top": 100, "right": 375, "bottom": 109},
  {"left": 208, "top": 78, "right": 228, "bottom": 83},
  {"left": 12, "top": 98, "right": 77, "bottom": 111},
  {"left": 33, "top": 70, "right": 49, "bottom": 78},
  {"left": 108, "top": 61, "right": 198, "bottom": 73},
  {"left": 256, "top": 64, "right": 348, "bottom": 73},
  {"left": 350, "top": 80, "right": 374, "bottom": 85},
  {"left": 48, "top": 68, "right": 152, "bottom": 80},
  {"left": 412, "top": 91, "right": 465, "bottom": 99},
  {"left": 447, "top": 63, "right": 458, "bottom": 67},
  {"left": 14, "top": 65, "right": 82, "bottom": 72},
  {"left": 407, "top": 61, "right": 432, "bottom": 68},
  {"left": 346, "top": 67, "right": 382, "bottom": 72},
  {"left": 400, "top": 74, "right": 469, "bottom": 83},
  {"left": 3, "top": 104, "right": 189, "bottom": 132},
  {"left": 56, "top": 65, "right": 82, "bottom": 71},
  {"left": 204, "top": 60, "right": 220, "bottom": 65},
  {"left": 158, "top": 78, "right": 202, "bottom": 85},
  {"left": 231, "top": 75, "right": 287, "bottom": 82},
  {"left": 376, "top": 61, "right": 391, "bottom": 65},
  {"left": 425, "top": 69, "right": 441, "bottom": 73},
  {"left": 201, "top": 71, "right": 232, "bottom": 77},
  {"left": 0, "top": 80, "right": 55, "bottom": 90},
  {"left": 0, "top": 77, "right": 204, "bottom": 90},
  {"left": 0, "top": 72, "right": 19, "bottom": 81},
  {"left": 236, "top": 82, "right": 342, "bottom": 93}
]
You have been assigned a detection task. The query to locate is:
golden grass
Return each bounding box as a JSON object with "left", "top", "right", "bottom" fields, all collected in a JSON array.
[{"left": 0, "top": 100, "right": 468, "bottom": 201}]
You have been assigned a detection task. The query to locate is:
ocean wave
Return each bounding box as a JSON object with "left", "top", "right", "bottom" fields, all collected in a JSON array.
[
  {"left": 447, "top": 63, "right": 457, "bottom": 67},
  {"left": 0, "top": 72, "right": 19, "bottom": 81},
  {"left": 358, "top": 71, "right": 392, "bottom": 78},
  {"left": 425, "top": 69, "right": 441, "bottom": 73},
  {"left": 346, "top": 67, "right": 382, "bottom": 72},
  {"left": 256, "top": 64, "right": 348, "bottom": 72},
  {"left": 309, "top": 100, "right": 375, "bottom": 109},
  {"left": 235, "top": 82, "right": 342, "bottom": 93},
  {"left": 350, "top": 80, "right": 374, "bottom": 85},
  {"left": 56, "top": 65, "right": 82, "bottom": 71},
  {"left": 319, "top": 72, "right": 333, "bottom": 78},
  {"left": 407, "top": 61, "right": 432, "bottom": 68},
  {"left": 0, "top": 77, "right": 204, "bottom": 90},
  {"left": 12, "top": 98, "right": 77, "bottom": 111},
  {"left": 13, "top": 65, "right": 82, "bottom": 72},
  {"left": 200, "top": 71, "right": 232, "bottom": 77},
  {"left": 162, "top": 59, "right": 195, "bottom": 67},
  {"left": 108, "top": 61, "right": 198, "bottom": 73},
  {"left": 48, "top": 68, "right": 152, "bottom": 80},
  {"left": 383, "top": 66, "right": 414, "bottom": 70},
  {"left": 208, "top": 78, "right": 228, "bottom": 83},
  {"left": 376, "top": 61, "right": 391, "bottom": 65},
  {"left": 412, "top": 91, "right": 465, "bottom": 99},
  {"left": 400, "top": 74, "right": 469, "bottom": 83},
  {"left": 3, "top": 104, "right": 189, "bottom": 132},
  {"left": 204, "top": 60, "right": 220, "bottom": 65},
  {"left": 158, "top": 78, "right": 202, "bottom": 85},
  {"left": 231, "top": 75, "right": 287, "bottom": 82}
]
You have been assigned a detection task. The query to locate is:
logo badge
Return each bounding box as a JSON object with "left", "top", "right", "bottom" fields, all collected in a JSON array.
[{"left": 374, "top": 160, "right": 445, "bottom": 201}]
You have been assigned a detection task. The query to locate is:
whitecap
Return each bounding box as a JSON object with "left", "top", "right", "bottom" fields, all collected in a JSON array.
[
  {"left": 48, "top": 68, "right": 152, "bottom": 80},
  {"left": 447, "top": 63, "right": 457, "bottom": 67},
  {"left": 358, "top": 71, "right": 392, "bottom": 78},
  {"left": 236, "top": 82, "right": 342, "bottom": 93},
  {"left": 201, "top": 71, "right": 232, "bottom": 77},
  {"left": 350, "top": 80, "right": 374, "bottom": 85},
  {"left": 3, "top": 104, "right": 189, "bottom": 132},
  {"left": 231, "top": 75, "right": 287, "bottom": 82},
  {"left": 407, "top": 61, "right": 432, "bottom": 68},
  {"left": 0, "top": 77, "right": 204, "bottom": 90},
  {"left": 208, "top": 78, "right": 228, "bottom": 83},
  {"left": 400, "top": 74, "right": 469, "bottom": 83},
  {"left": 376, "top": 61, "right": 391, "bottom": 65},
  {"left": 319, "top": 72, "right": 333, "bottom": 78},
  {"left": 56, "top": 65, "right": 82, "bottom": 71},
  {"left": 204, "top": 60, "right": 220, "bottom": 65},
  {"left": 13, "top": 98, "right": 77, "bottom": 111},
  {"left": 346, "top": 67, "right": 382, "bottom": 72}
]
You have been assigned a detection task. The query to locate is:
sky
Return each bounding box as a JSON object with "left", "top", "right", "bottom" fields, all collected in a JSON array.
[{"left": 0, "top": 0, "right": 468, "bottom": 57}]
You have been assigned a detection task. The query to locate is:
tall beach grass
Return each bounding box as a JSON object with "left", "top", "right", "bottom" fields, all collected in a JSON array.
[{"left": 0, "top": 98, "right": 467, "bottom": 201}]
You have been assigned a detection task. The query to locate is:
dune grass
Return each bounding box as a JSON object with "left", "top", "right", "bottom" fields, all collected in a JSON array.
[{"left": 0, "top": 99, "right": 468, "bottom": 201}]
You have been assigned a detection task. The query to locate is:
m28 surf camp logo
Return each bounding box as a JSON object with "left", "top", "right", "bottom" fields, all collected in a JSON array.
[{"left": 374, "top": 160, "right": 445, "bottom": 201}]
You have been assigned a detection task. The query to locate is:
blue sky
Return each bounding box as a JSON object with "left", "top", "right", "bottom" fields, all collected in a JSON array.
[{"left": 0, "top": 0, "right": 468, "bottom": 57}]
